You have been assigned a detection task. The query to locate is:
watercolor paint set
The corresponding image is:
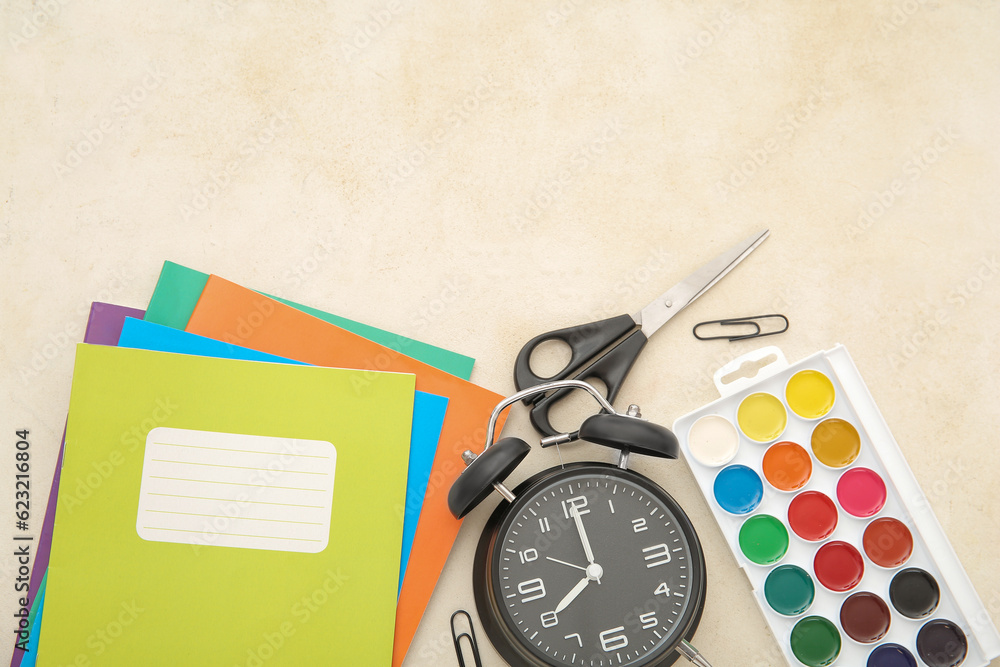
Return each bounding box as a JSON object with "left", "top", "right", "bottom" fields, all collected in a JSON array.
[{"left": 673, "top": 345, "right": 1000, "bottom": 667}]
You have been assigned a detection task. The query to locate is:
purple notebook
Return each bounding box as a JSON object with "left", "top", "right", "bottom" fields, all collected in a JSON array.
[{"left": 9, "top": 303, "right": 144, "bottom": 667}]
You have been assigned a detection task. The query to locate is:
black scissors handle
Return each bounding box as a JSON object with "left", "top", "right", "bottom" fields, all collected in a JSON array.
[{"left": 514, "top": 314, "right": 648, "bottom": 437}]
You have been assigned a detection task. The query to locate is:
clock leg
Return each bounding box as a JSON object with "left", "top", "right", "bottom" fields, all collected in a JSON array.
[{"left": 676, "top": 639, "right": 713, "bottom": 666}]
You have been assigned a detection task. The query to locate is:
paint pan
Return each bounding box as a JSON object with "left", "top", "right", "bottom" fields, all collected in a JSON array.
[
  {"left": 814, "top": 541, "right": 865, "bottom": 593},
  {"left": 688, "top": 414, "right": 739, "bottom": 466},
  {"left": 890, "top": 568, "right": 940, "bottom": 619},
  {"left": 763, "top": 441, "right": 813, "bottom": 492},
  {"left": 864, "top": 518, "right": 913, "bottom": 569},
  {"left": 739, "top": 514, "right": 789, "bottom": 565},
  {"left": 786, "top": 369, "right": 836, "bottom": 419},
  {"left": 790, "top": 616, "right": 842, "bottom": 667},
  {"left": 837, "top": 467, "right": 887, "bottom": 518},
  {"left": 737, "top": 392, "right": 787, "bottom": 442},
  {"left": 840, "top": 592, "right": 892, "bottom": 644},
  {"left": 867, "top": 643, "right": 917, "bottom": 667},
  {"left": 917, "top": 620, "right": 968, "bottom": 667},
  {"left": 713, "top": 464, "right": 763, "bottom": 515},
  {"left": 766, "top": 565, "right": 816, "bottom": 616},
  {"left": 867, "top": 644, "right": 917, "bottom": 667},
  {"left": 674, "top": 345, "right": 1000, "bottom": 667},
  {"left": 787, "top": 490, "right": 838, "bottom": 542},
  {"left": 811, "top": 418, "right": 861, "bottom": 468}
]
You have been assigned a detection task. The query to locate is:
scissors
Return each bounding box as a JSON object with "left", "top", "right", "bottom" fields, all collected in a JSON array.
[{"left": 514, "top": 229, "right": 769, "bottom": 437}]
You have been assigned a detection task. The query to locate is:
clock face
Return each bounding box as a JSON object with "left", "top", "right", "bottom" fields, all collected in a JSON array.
[{"left": 475, "top": 464, "right": 705, "bottom": 667}]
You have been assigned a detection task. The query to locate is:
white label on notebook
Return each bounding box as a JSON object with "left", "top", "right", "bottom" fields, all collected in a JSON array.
[{"left": 136, "top": 427, "right": 336, "bottom": 554}]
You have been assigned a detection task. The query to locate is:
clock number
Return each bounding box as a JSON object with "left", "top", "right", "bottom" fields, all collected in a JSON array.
[
  {"left": 564, "top": 633, "right": 583, "bottom": 647},
  {"left": 539, "top": 517, "right": 551, "bottom": 533},
  {"left": 632, "top": 518, "right": 647, "bottom": 533},
  {"left": 654, "top": 582, "right": 671, "bottom": 597},
  {"left": 519, "top": 548, "right": 538, "bottom": 564},
  {"left": 639, "top": 612, "right": 657, "bottom": 630},
  {"left": 599, "top": 626, "right": 629, "bottom": 652},
  {"left": 561, "top": 495, "right": 589, "bottom": 519},
  {"left": 517, "top": 577, "right": 546, "bottom": 603},
  {"left": 540, "top": 611, "right": 559, "bottom": 628},
  {"left": 643, "top": 543, "right": 672, "bottom": 568}
]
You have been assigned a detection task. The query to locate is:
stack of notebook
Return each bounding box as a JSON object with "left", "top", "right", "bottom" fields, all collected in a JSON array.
[{"left": 12, "top": 262, "right": 504, "bottom": 667}]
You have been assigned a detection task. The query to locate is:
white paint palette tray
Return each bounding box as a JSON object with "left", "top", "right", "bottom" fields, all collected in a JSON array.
[{"left": 672, "top": 345, "right": 1000, "bottom": 667}]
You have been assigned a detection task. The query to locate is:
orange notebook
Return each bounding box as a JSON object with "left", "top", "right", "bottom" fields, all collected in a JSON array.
[{"left": 186, "top": 275, "right": 505, "bottom": 667}]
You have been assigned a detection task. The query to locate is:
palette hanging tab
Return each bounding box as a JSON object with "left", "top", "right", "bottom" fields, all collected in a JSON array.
[{"left": 673, "top": 344, "right": 1000, "bottom": 667}]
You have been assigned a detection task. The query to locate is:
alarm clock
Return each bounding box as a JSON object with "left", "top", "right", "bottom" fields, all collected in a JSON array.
[{"left": 449, "top": 380, "right": 710, "bottom": 667}]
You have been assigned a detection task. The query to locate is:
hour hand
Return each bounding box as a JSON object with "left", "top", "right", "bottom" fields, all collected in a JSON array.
[
  {"left": 554, "top": 577, "right": 590, "bottom": 613},
  {"left": 553, "top": 560, "right": 604, "bottom": 614}
]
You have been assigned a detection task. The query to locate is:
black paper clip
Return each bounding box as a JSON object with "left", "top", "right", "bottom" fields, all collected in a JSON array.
[
  {"left": 451, "top": 609, "right": 484, "bottom": 667},
  {"left": 693, "top": 314, "right": 789, "bottom": 342}
]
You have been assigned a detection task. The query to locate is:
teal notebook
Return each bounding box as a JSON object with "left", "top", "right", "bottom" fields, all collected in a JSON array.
[{"left": 143, "top": 261, "right": 475, "bottom": 379}]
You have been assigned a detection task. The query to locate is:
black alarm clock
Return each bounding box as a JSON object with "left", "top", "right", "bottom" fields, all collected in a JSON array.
[{"left": 449, "top": 380, "right": 711, "bottom": 667}]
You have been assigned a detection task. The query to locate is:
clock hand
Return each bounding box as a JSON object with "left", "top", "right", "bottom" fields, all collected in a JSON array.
[
  {"left": 554, "top": 577, "right": 590, "bottom": 613},
  {"left": 553, "top": 561, "right": 605, "bottom": 614},
  {"left": 569, "top": 505, "right": 596, "bottom": 567},
  {"left": 545, "top": 556, "right": 587, "bottom": 572}
]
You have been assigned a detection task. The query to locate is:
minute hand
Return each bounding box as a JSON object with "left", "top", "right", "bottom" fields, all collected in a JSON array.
[{"left": 570, "top": 506, "right": 596, "bottom": 565}]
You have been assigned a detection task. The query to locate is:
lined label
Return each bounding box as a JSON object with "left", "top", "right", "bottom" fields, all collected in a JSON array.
[{"left": 136, "top": 427, "right": 336, "bottom": 553}]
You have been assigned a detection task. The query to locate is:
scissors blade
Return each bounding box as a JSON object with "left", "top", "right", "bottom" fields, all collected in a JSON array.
[{"left": 636, "top": 229, "right": 769, "bottom": 337}]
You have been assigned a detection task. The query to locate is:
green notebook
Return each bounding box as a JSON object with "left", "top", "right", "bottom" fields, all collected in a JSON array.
[
  {"left": 144, "top": 261, "right": 475, "bottom": 380},
  {"left": 39, "top": 344, "right": 415, "bottom": 666}
]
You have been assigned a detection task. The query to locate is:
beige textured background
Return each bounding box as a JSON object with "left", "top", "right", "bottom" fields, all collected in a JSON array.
[{"left": 2, "top": 1, "right": 998, "bottom": 665}]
